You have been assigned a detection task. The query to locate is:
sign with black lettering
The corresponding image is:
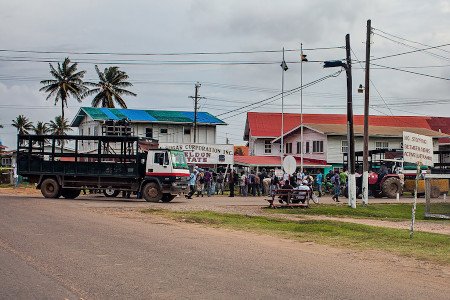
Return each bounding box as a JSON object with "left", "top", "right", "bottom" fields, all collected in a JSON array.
[
  {"left": 159, "top": 143, "right": 234, "bottom": 165},
  {"left": 403, "top": 131, "right": 434, "bottom": 166}
]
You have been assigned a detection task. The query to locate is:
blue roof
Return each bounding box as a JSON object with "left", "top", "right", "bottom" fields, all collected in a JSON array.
[{"left": 71, "top": 107, "right": 226, "bottom": 127}]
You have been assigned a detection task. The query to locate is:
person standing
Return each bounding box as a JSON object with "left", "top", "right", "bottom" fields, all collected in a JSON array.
[
  {"left": 315, "top": 170, "right": 323, "bottom": 197},
  {"left": 204, "top": 169, "right": 212, "bottom": 197},
  {"left": 196, "top": 169, "right": 205, "bottom": 197},
  {"left": 216, "top": 171, "right": 224, "bottom": 195},
  {"left": 185, "top": 169, "right": 197, "bottom": 199},
  {"left": 254, "top": 172, "right": 261, "bottom": 196},
  {"left": 263, "top": 176, "right": 272, "bottom": 196},
  {"left": 228, "top": 169, "right": 236, "bottom": 197},
  {"left": 331, "top": 170, "right": 341, "bottom": 202},
  {"left": 240, "top": 171, "right": 248, "bottom": 197},
  {"left": 248, "top": 170, "right": 256, "bottom": 196}
]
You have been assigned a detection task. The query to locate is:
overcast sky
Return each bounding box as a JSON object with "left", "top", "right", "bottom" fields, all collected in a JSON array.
[{"left": 0, "top": 0, "right": 449, "bottom": 148}]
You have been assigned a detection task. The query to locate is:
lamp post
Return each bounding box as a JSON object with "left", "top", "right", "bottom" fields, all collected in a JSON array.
[
  {"left": 324, "top": 34, "right": 356, "bottom": 208},
  {"left": 280, "top": 47, "right": 288, "bottom": 167}
]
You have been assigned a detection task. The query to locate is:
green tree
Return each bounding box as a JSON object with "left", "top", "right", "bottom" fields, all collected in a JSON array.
[
  {"left": 49, "top": 116, "right": 72, "bottom": 136},
  {"left": 49, "top": 116, "right": 73, "bottom": 147},
  {"left": 12, "top": 115, "right": 33, "bottom": 135},
  {"left": 40, "top": 57, "right": 88, "bottom": 121},
  {"left": 85, "top": 65, "right": 136, "bottom": 108},
  {"left": 33, "top": 121, "right": 50, "bottom": 135}
]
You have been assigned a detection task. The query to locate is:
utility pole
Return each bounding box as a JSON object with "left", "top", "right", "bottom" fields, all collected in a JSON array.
[
  {"left": 345, "top": 34, "right": 356, "bottom": 208},
  {"left": 300, "top": 43, "right": 304, "bottom": 174},
  {"left": 280, "top": 47, "right": 288, "bottom": 166},
  {"left": 189, "top": 82, "right": 204, "bottom": 143},
  {"left": 362, "top": 19, "right": 371, "bottom": 206}
]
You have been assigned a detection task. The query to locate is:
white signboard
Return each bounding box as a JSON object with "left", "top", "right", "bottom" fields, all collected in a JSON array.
[
  {"left": 403, "top": 131, "right": 434, "bottom": 166},
  {"left": 159, "top": 143, "right": 234, "bottom": 165}
]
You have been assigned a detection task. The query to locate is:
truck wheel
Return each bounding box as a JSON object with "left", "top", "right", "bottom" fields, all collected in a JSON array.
[
  {"left": 103, "top": 188, "right": 120, "bottom": 197},
  {"left": 142, "top": 182, "right": 163, "bottom": 202},
  {"left": 161, "top": 194, "right": 176, "bottom": 203},
  {"left": 41, "top": 178, "right": 61, "bottom": 198},
  {"left": 430, "top": 186, "right": 440, "bottom": 198},
  {"left": 381, "top": 177, "right": 402, "bottom": 198},
  {"left": 61, "top": 189, "right": 81, "bottom": 199}
]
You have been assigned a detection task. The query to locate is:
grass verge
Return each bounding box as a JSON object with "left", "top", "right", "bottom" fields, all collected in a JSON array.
[
  {"left": 265, "top": 203, "right": 450, "bottom": 221},
  {"left": 141, "top": 209, "right": 450, "bottom": 265}
]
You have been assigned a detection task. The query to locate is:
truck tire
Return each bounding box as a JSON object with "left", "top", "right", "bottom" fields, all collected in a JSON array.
[
  {"left": 142, "top": 182, "right": 163, "bottom": 202},
  {"left": 381, "top": 177, "right": 402, "bottom": 199},
  {"left": 61, "top": 189, "right": 81, "bottom": 199},
  {"left": 161, "top": 194, "right": 176, "bottom": 203},
  {"left": 103, "top": 188, "right": 120, "bottom": 198},
  {"left": 430, "top": 186, "right": 440, "bottom": 198},
  {"left": 41, "top": 178, "right": 61, "bottom": 198}
]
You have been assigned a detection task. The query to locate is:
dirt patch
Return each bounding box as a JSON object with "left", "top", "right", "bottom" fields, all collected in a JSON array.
[{"left": 0, "top": 186, "right": 41, "bottom": 196}]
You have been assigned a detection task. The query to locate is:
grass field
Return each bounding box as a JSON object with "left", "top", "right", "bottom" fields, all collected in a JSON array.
[
  {"left": 266, "top": 203, "right": 450, "bottom": 221},
  {"left": 142, "top": 209, "right": 450, "bottom": 264}
]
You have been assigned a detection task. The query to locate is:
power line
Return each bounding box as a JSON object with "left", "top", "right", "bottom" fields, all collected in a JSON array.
[
  {"left": 368, "top": 42, "right": 450, "bottom": 62},
  {"left": 370, "top": 62, "right": 450, "bottom": 81},
  {"left": 372, "top": 27, "right": 450, "bottom": 54},
  {"left": 372, "top": 32, "right": 449, "bottom": 61},
  {"left": 0, "top": 46, "right": 344, "bottom": 57}
]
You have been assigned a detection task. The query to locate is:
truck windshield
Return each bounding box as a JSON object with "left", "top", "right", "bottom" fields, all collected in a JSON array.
[{"left": 170, "top": 150, "right": 189, "bottom": 170}]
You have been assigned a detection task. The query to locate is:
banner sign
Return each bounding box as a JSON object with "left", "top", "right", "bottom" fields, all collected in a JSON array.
[
  {"left": 402, "top": 131, "right": 434, "bottom": 167},
  {"left": 159, "top": 143, "right": 234, "bottom": 165}
]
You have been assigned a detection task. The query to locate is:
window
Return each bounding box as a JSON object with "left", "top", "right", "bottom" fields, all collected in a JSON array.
[
  {"left": 305, "top": 142, "right": 310, "bottom": 154},
  {"left": 184, "top": 128, "right": 191, "bottom": 135},
  {"left": 145, "top": 128, "right": 153, "bottom": 138},
  {"left": 264, "top": 140, "right": 272, "bottom": 154},
  {"left": 285, "top": 143, "right": 293, "bottom": 154},
  {"left": 375, "top": 141, "right": 389, "bottom": 150},
  {"left": 313, "top": 141, "right": 324, "bottom": 153},
  {"left": 296, "top": 142, "right": 301, "bottom": 154},
  {"left": 154, "top": 152, "right": 169, "bottom": 165},
  {"left": 341, "top": 140, "right": 348, "bottom": 153},
  {"left": 160, "top": 128, "right": 168, "bottom": 134}
]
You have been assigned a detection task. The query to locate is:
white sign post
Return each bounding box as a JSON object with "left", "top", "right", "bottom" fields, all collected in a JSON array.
[{"left": 403, "top": 131, "right": 434, "bottom": 238}]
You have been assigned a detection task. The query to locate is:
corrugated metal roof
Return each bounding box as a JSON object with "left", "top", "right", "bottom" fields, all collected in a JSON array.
[
  {"left": 272, "top": 123, "right": 449, "bottom": 143},
  {"left": 71, "top": 107, "right": 226, "bottom": 127},
  {"left": 245, "top": 112, "right": 442, "bottom": 138}
]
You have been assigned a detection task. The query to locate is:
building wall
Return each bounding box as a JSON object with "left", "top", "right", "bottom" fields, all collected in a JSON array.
[
  {"left": 77, "top": 116, "right": 218, "bottom": 152},
  {"left": 283, "top": 128, "right": 327, "bottom": 161}
]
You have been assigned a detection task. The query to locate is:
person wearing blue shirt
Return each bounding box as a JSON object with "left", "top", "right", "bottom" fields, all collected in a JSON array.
[{"left": 185, "top": 169, "right": 197, "bottom": 199}]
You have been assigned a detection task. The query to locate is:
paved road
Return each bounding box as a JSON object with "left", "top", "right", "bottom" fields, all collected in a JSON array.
[{"left": 0, "top": 195, "right": 449, "bottom": 299}]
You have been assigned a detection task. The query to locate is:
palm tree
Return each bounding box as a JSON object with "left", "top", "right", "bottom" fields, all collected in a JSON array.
[
  {"left": 84, "top": 65, "right": 136, "bottom": 108},
  {"left": 40, "top": 57, "right": 88, "bottom": 122},
  {"left": 49, "top": 116, "right": 73, "bottom": 147},
  {"left": 12, "top": 115, "right": 33, "bottom": 135},
  {"left": 33, "top": 121, "right": 50, "bottom": 135}
]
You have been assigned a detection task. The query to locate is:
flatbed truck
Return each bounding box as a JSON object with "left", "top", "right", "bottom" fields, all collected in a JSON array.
[{"left": 17, "top": 134, "right": 189, "bottom": 202}]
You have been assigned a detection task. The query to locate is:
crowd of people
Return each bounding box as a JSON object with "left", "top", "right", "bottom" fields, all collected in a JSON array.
[{"left": 185, "top": 166, "right": 350, "bottom": 201}]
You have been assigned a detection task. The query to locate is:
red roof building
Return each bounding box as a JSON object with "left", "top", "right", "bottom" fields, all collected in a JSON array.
[{"left": 235, "top": 112, "right": 450, "bottom": 170}]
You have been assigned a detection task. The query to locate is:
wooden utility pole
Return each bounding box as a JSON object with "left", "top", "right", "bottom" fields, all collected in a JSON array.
[
  {"left": 345, "top": 34, "right": 356, "bottom": 208},
  {"left": 189, "top": 82, "right": 203, "bottom": 143},
  {"left": 362, "top": 19, "right": 371, "bottom": 205}
]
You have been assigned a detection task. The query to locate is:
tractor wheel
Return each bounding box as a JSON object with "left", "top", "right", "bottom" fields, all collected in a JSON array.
[
  {"left": 430, "top": 186, "right": 441, "bottom": 198},
  {"left": 41, "top": 178, "right": 61, "bottom": 199},
  {"left": 142, "top": 182, "right": 163, "bottom": 202},
  {"left": 381, "top": 177, "right": 403, "bottom": 199},
  {"left": 61, "top": 189, "right": 81, "bottom": 199},
  {"left": 161, "top": 194, "right": 176, "bottom": 203}
]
